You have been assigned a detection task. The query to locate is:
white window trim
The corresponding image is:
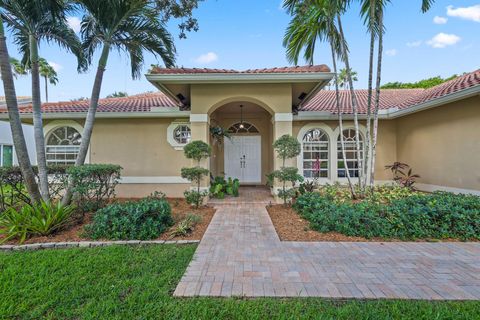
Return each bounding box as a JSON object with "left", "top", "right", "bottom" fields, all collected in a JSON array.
[
  {"left": 43, "top": 120, "right": 89, "bottom": 164},
  {"left": 333, "top": 125, "right": 368, "bottom": 182},
  {"left": 167, "top": 120, "right": 191, "bottom": 150}
]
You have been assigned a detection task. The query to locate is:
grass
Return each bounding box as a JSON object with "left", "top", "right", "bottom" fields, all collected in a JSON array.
[{"left": 1, "top": 245, "right": 479, "bottom": 319}]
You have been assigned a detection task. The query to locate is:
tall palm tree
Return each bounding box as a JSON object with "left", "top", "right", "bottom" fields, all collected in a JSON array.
[
  {"left": 1, "top": 0, "right": 84, "bottom": 202},
  {"left": 283, "top": 0, "right": 357, "bottom": 197},
  {"left": 38, "top": 58, "right": 58, "bottom": 102},
  {"left": 61, "top": 0, "right": 176, "bottom": 204},
  {"left": 337, "top": 67, "right": 358, "bottom": 89},
  {"left": 0, "top": 16, "right": 41, "bottom": 202}
]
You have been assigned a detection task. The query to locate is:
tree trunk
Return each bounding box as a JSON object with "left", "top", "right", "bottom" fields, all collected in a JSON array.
[
  {"left": 61, "top": 44, "right": 110, "bottom": 205},
  {"left": 337, "top": 15, "right": 363, "bottom": 195},
  {"left": 330, "top": 44, "right": 355, "bottom": 198},
  {"left": 44, "top": 75, "right": 48, "bottom": 102},
  {"left": 0, "top": 20, "right": 41, "bottom": 203},
  {"left": 29, "top": 35, "right": 49, "bottom": 202},
  {"left": 370, "top": 10, "right": 384, "bottom": 188}
]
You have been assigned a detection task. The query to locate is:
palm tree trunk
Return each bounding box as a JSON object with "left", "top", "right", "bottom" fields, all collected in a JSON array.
[
  {"left": 62, "top": 44, "right": 110, "bottom": 205},
  {"left": 44, "top": 75, "right": 48, "bottom": 102},
  {"left": 370, "top": 10, "right": 384, "bottom": 188},
  {"left": 336, "top": 15, "right": 363, "bottom": 195},
  {"left": 330, "top": 44, "right": 355, "bottom": 198},
  {"left": 0, "top": 20, "right": 41, "bottom": 203},
  {"left": 29, "top": 35, "right": 49, "bottom": 202}
]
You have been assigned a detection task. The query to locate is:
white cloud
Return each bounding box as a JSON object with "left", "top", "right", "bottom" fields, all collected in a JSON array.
[
  {"left": 385, "top": 49, "right": 397, "bottom": 56},
  {"left": 427, "top": 33, "right": 461, "bottom": 48},
  {"left": 67, "top": 16, "right": 81, "bottom": 33},
  {"left": 433, "top": 16, "right": 448, "bottom": 24},
  {"left": 447, "top": 5, "right": 480, "bottom": 22},
  {"left": 48, "top": 61, "right": 62, "bottom": 72},
  {"left": 194, "top": 52, "right": 218, "bottom": 64},
  {"left": 406, "top": 40, "right": 422, "bottom": 47}
]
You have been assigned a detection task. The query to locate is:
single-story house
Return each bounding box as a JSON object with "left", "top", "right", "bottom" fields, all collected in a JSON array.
[{"left": 1, "top": 66, "right": 479, "bottom": 197}]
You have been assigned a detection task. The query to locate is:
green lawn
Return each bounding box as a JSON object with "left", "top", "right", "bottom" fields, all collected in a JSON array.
[{"left": 0, "top": 245, "right": 478, "bottom": 320}]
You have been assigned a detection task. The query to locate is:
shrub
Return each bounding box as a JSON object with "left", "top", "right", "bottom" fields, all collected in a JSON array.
[
  {"left": 170, "top": 213, "right": 202, "bottom": 238},
  {"left": 67, "top": 164, "right": 122, "bottom": 212},
  {"left": 184, "top": 190, "right": 208, "bottom": 207},
  {"left": 182, "top": 140, "right": 211, "bottom": 208},
  {"left": 0, "top": 201, "right": 76, "bottom": 243},
  {"left": 183, "top": 140, "right": 211, "bottom": 162},
  {"left": 209, "top": 176, "right": 240, "bottom": 198},
  {"left": 84, "top": 195, "right": 173, "bottom": 240},
  {"left": 294, "top": 191, "right": 480, "bottom": 240}
]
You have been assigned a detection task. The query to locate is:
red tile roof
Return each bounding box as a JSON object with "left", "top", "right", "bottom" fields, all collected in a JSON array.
[
  {"left": 299, "top": 69, "right": 480, "bottom": 113},
  {"left": 150, "top": 65, "right": 331, "bottom": 74}
]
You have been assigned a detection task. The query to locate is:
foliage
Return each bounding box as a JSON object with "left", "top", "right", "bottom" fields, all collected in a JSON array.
[
  {"left": 210, "top": 126, "right": 231, "bottom": 145},
  {"left": 3, "top": 246, "right": 479, "bottom": 319},
  {"left": 106, "top": 91, "right": 128, "bottom": 98},
  {"left": 265, "top": 172, "right": 275, "bottom": 188},
  {"left": 298, "top": 178, "right": 318, "bottom": 195},
  {"left": 0, "top": 201, "right": 75, "bottom": 243},
  {"left": 209, "top": 176, "right": 240, "bottom": 198},
  {"left": 67, "top": 164, "right": 122, "bottom": 212},
  {"left": 169, "top": 213, "right": 202, "bottom": 238},
  {"left": 183, "top": 190, "right": 208, "bottom": 208},
  {"left": 272, "top": 134, "right": 301, "bottom": 164},
  {"left": 381, "top": 75, "right": 458, "bottom": 89},
  {"left": 385, "top": 162, "right": 420, "bottom": 189},
  {"left": 181, "top": 167, "right": 210, "bottom": 186},
  {"left": 183, "top": 140, "right": 212, "bottom": 162},
  {"left": 84, "top": 196, "right": 173, "bottom": 240},
  {"left": 336, "top": 67, "right": 358, "bottom": 89},
  {"left": 295, "top": 191, "right": 480, "bottom": 240}
]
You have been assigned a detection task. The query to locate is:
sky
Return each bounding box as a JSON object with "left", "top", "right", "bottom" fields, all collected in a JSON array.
[{"left": 2, "top": 0, "right": 479, "bottom": 102}]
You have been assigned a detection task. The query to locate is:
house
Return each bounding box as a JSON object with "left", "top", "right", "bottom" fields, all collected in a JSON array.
[
  {"left": 0, "top": 96, "right": 36, "bottom": 167},
  {"left": 0, "top": 66, "right": 479, "bottom": 197}
]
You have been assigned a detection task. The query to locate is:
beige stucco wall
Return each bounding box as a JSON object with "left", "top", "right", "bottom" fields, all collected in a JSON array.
[{"left": 396, "top": 96, "right": 480, "bottom": 191}]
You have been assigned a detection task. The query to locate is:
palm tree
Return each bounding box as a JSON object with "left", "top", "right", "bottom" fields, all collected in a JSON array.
[
  {"left": 283, "top": 0, "right": 357, "bottom": 197},
  {"left": 38, "top": 58, "right": 58, "bottom": 102},
  {"left": 61, "top": 0, "right": 176, "bottom": 204},
  {"left": 0, "top": 17, "right": 41, "bottom": 202},
  {"left": 337, "top": 67, "right": 358, "bottom": 90},
  {"left": 9, "top": 57, "right": 27, "bottom": 78},
  {"left": 1, "top": 0, "right": 84, "bottom": 202}
]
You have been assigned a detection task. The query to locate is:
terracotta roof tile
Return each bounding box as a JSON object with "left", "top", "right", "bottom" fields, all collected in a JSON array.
[{"left": 150, "top": 65, "right": 331, "bottom": 74}]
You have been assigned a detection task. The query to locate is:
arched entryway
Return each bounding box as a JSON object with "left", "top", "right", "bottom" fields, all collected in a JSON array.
[{"left": 210, "top": 101, "right": 273, "bottom": 185}]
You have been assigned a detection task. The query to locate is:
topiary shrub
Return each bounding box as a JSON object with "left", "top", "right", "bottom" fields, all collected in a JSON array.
[
  {"left": 181, "top": 140, "right": 211, "bottom": 208},
  {"left": 84, "top": 194, "right": 173, "bottom": 240}
]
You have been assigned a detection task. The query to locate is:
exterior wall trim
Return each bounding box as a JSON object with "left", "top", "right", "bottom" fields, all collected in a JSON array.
[
  {"left": 274, "top": 113, "right": 293, "bottom": 122},
  {"left": 415, "top": 183, "right": 480, "bottom": 196},
  {"left": 120, "top": 176, "right": 189, "bottom": 184},
  {"left": 189, "top": 114, "right": 209, "bottom": 123}
]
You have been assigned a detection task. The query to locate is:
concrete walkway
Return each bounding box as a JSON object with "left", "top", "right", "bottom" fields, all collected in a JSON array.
[{"left": 174, "top": 187, "right": 480, "bottom": 299}]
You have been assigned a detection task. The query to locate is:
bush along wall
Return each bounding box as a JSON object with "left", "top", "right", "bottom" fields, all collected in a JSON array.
[{"left": 294, "top": 192, "right": 480, "bottom": 241}]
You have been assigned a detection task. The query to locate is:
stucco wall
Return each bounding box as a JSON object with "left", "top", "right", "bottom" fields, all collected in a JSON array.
[{"left": 396, "top": 96, "right": 480, "bottom": 191}]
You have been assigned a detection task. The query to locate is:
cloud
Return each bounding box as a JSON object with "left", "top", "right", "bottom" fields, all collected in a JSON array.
[
  {"left": 447, "top": 5, "right": 480, "bottom": 22},
  {"left": 48, "top": 61, "right": 62, "bottom": 72},
  {"left": 67, "top": 16, "right": 81, "bottom": 33},
  {"left": 385, "top": 49, "right": 397, "bottom": 56},
  {"left": 194, "top": 52, "right": 218, "bottom": 64},
  {"left": 406, "top": 40, "right": 422, "bottom": 47},
  {"left": 427, "top": 33, "right": 461, "bottom": 48},
  {"left": 433, "top": 16, "right": 448, "bottom": 24}
]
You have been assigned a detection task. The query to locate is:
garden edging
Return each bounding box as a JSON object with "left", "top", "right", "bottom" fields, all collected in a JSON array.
[{"left": 0, "top": 239, "right": 199, "bottom": 251}]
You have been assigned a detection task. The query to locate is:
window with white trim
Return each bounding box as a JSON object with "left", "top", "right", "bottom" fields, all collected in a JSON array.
[
  {"left": 0, "top": 144, "right": 13, "bottom": 167},
  {"left": 228, "top": 122, "right": 259, "bottom": 134},
  {"left": 337, "top": 129, "right": 363, "bottom": 178},
  {"left": 46, "top": 126, "right": 81, "bottom": 165},
  {"left": 302, "top": 128, "right": 329, "bottom": 178},
  {"left": 173, "top": 125, "right": 191, "bottom": 144}
]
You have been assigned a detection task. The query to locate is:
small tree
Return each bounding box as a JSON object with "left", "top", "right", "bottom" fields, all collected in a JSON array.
[
  {"left": 181, "top": 140, "right": 211, "bottom": 208},
  {"left": 272, "top": 134, "right": 303, "bottom": 205}
]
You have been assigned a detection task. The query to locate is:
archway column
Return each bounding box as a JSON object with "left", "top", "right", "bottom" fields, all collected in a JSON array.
[{"left": 189, "top": 114, "right": 210, "bottom": 192}]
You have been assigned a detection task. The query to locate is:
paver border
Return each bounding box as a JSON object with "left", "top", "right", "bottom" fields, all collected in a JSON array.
[{"left": 0, "top": 240, "right": 199, "bottom": 251}]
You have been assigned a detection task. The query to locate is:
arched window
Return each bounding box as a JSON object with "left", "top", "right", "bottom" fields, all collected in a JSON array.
[
  {"left": 46, "top": 126, "right": 81, "bottom": 165},
  {"left": 302, "top": 128, "right": 329, "bottom": 178},
  {"left": 228, "top": 122, "right": 259, "bottom": 134},
  {"left": 337, "top": 129, "right": 363, "bottom": 178}
]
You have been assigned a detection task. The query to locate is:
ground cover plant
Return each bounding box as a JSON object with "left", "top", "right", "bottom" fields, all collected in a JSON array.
[
  {"left": 209, "top": 176, "right": 240, "bottom": 199},
  {"left": 1, "top": 245, "right": 479, "bottom": 319},
  {"left": 294, "top": 187, "right": 480, "bottom": 240}
]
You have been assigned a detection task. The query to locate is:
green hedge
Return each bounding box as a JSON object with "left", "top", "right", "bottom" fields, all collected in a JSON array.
[
  {"left": 84, "top": 195, "right": 173, "bottom": 240},
  {"left": 294, "top": 192, "right": 480, "bottom": 240}
]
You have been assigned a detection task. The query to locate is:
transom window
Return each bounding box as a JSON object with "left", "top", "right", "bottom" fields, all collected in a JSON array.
[
  {"left": 46, "top": 126, "right": 81, "bottom": 165},
  {"left": 173, "top": 125, "right": 191, "bottom": 144},
  {"left": 228, "top": 122, "right": 259, "bottom": 134},
  {"left": 337, "top": 129, "right": 363, "bottom": 178},
  {"left": 302, "top": 129, "right": 329, "bottom": 178}
]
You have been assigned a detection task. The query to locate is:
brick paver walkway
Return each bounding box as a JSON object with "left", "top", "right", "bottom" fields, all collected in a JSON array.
[{"left": 174, "top": 187, "right": 480, "bottom": 299}]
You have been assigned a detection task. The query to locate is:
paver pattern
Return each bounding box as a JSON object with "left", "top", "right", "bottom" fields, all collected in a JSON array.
[{"left": 174, "top": 187, "right": 480, "bottom": 299}]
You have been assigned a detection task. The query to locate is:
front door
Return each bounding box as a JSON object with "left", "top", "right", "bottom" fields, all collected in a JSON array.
[{"left": 224, "top": 136, "right": 261, "bottom": 184}]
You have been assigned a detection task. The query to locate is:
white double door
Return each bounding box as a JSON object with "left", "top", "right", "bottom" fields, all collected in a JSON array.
[{"left": 224, "top": 136, "right": 261, "bottom": 184}]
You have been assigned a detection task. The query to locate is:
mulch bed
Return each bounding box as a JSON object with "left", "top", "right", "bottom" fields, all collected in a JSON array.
[{"left": 2, "top": 198, "right": 216, "bottom": 245}]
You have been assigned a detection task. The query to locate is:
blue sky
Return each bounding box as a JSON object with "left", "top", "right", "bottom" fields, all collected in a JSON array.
[{"left": 2, "top": 0, "right": 479, "bottom": 102}]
